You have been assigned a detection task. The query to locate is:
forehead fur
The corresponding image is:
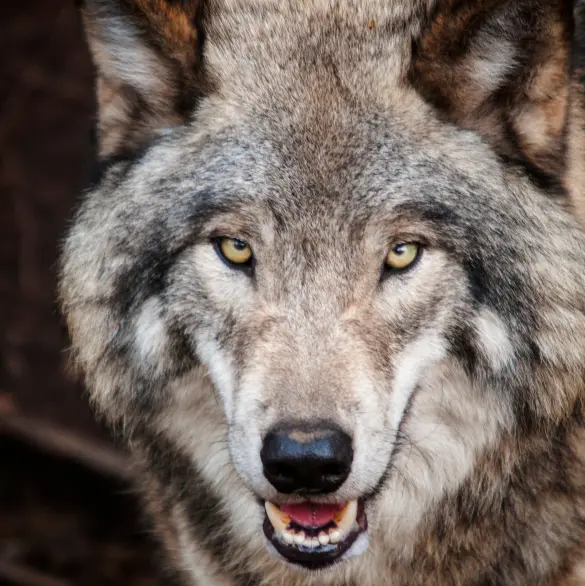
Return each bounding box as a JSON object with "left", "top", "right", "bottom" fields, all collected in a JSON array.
[
  {"left": 86, "top": 0, "right": 585, "bottom": 212},
  {"left": 204, "top": 0, "right": 430, "bottom": 108}
]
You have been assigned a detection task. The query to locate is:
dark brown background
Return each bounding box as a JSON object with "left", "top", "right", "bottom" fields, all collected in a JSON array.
[{"left": 0, "top": 1, "right": 162, "bottom": 584}]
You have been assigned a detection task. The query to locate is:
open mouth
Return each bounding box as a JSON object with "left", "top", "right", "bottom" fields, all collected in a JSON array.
[{"left": 262, "top": 499, "right": 368, "bottom": 569}]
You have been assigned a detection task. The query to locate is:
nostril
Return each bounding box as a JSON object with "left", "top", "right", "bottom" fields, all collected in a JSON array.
[
  {"left": 260, "top": 423, "right": 354, "bottom": 495},
  {"left": 265, "top": 463, "right": 297, "bottom": 481},
  {"left": 320, "top": 463, "right": 348, "bottom": 477}
]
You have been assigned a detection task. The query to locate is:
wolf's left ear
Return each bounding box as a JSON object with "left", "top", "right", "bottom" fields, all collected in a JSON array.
[
  {"left": 83, "top": 0, "right": 208, "bottom": 157},
  {"left": 411, "top": 0, "right": 584, "bottom": 197}
]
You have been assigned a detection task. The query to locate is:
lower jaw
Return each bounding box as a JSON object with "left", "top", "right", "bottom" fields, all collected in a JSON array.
[{"left": 262, "top": 500, "right": 368, "bottom": 570}]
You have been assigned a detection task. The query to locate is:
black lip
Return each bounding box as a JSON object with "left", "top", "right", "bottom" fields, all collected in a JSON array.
[{"left": 262, "top": 500, "right": 368, "bottom": 570}]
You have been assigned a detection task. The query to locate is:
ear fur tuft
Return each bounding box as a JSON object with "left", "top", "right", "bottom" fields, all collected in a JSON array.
[
  {"left": 83, "top": 0, "right": 208, "bottom": 157},
  {"left": 411, "top": 0, "right": 582, "bottom": 197}
]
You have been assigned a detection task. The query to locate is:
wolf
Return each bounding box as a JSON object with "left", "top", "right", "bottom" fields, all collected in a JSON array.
[{"left": 59, "top": 0, "right": 585, "bottom": 584}]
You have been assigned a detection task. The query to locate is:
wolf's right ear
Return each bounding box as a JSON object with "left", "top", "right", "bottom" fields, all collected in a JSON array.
[{"left": 83, "top": 0, "right": 208, "bottom": 157}]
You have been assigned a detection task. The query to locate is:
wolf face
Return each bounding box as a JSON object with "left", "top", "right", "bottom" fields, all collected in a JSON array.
[{"left": 60, "top": 1, "right": 585, "bottom": 583}]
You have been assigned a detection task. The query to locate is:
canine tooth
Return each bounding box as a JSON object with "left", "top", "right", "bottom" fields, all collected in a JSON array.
[
  {"left": 293, "top": 531, "right": 306, "bottom": 545},
  {"left": 282, "top": 530, "right": 295, "bottom": 545},
  {"left": 318, "top": 532, "right": 330, "bottom": 545},
  {"left": 329, "top": 529, "right": 342, "bottom": 544},
  {"left": 335, "top": 500, "right": 358, "bottom": 534},
  {"left": 265, "top": 502, "right": 291, "bottom": 533}
]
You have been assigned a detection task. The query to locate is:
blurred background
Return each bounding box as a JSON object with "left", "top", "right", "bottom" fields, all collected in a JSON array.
[{"left": 1, "top": 1, "right": 163, "bottom": 584}]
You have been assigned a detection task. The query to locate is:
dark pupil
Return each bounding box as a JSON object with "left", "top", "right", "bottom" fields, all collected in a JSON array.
[
  {"left": 394, "top": 244, "right": 406, "bottom": 255},
  {"left": 232, "top": 239, "right": 247, "bottom": 250}
]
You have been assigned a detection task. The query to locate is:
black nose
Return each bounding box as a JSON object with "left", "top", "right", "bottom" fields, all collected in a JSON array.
[{"left": 260, "top": 424, "right": 353, "bottom": 494}]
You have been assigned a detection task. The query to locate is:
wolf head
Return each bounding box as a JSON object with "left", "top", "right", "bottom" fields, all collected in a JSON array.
[{"left": 60, "top": 0, "right": 585, "bottom": 578}]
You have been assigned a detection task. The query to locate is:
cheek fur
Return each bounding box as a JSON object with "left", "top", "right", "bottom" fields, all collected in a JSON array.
[
  {"left": 389, "top": 332, "right": 448, "bottom": 432},
  {"left": 473, "top": 308, "right": 515, "bottom": 372},
  {"left": 133, "top": 296, "right": 170, "bottom": 366},
  {"left": 194, "top": 334, "right": 237, "bottom": 422}
]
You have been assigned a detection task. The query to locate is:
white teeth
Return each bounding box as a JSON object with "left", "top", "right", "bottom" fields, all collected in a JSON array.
[
  {"left": 335, "top": 500, "right": 358, "bottom": 535},
  {"left": 280, "top": 531, "right": 330, "bottom": 548},
  {"left": 294, "top": 531, "right": 306, "bottom": 545},
  {"left": 265, "top": 502, "right": 291, "bottom": 533},
  {"left": 266, "top": 500, "right": 362, "bottom": 550},
  {"left": 329, "top": 529, "right": 342, "bottom": 544},
  {"left": 282, "top": 530, "right": 295, "bottom": 545}
]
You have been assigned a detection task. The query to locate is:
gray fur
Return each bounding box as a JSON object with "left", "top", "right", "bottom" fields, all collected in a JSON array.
[{"left": 60, "top": 1, "right": 585, "bottom": 584}]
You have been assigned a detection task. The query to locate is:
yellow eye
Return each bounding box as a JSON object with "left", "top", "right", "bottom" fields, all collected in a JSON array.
[
  {"left": 217, "top": 237, "right": 253, "bottom": 265},
  {"left": 385, "top": 242, "right": 421, "bottom": 271}
]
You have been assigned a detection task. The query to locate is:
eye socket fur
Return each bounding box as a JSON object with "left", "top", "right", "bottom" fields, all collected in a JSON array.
[
  {"left": 214, "top": 237, "right": 254, "bottom": 271},
  {"left": 384, "top": 242, "right": 422, "bottom": 274}
]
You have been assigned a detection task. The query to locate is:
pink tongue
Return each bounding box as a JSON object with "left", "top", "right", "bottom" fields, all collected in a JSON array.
[{"left": 280, "top": 503, "right": 345, "bottom": 528}]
